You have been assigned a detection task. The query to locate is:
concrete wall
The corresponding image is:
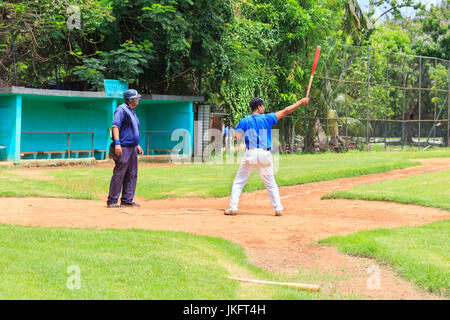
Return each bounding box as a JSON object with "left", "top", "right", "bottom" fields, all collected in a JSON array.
[
  {"left": 20, "top": 98, "right": 116, "bottom": 157},
  {"left": 0, "top": 92, "right": 195, "bottom": 162},
  {"left": 0, "top": 95, "right": 22, "bottom": 162},
  {"left": 139, "top": 101, "right": 193, "bottom": 155}
]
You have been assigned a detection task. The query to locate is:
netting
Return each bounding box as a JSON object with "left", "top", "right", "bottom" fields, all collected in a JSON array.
[{"left": 277, "top": 45, "right": 450, "bottom": 153}]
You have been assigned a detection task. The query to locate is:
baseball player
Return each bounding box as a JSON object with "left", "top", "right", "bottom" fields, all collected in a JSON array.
[{"left": 225, "top": 96, "right": 309, "bottom": 216}]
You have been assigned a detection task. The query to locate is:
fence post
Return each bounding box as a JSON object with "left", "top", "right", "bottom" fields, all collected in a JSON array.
[
  {"left": 344, "top": 45, "right": 348, "bottom": 152},
  {"left": 366, "top": 47, "right": 371, "bottom": 151},
  {"left": 303, "top": 118, "right": 307, "bottom": 153},
  {"left": 418, "top": 56, "right": 422, "bottom": 149},
  {"left": 433, "top": 58, "right": 437, "bottom": 141},
  {"left": 68, "top": 133, "right": 71, "bottom": 159},
  {"left": 385, "top": 66, "right": 389, "bottom": 151},
  {"left": 325, "top": 77, "right": 329, "bottom": 151},
  {"left": 402, "top": 56, "right": 406, "bottom": 150},
  {"left": 448, "top": 60, "right": 450, "bottom": 147}
]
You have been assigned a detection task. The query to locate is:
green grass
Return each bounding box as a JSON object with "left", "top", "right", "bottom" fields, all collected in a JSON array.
[
  {"left": 1, "top": 149, "right": 449, "bottom": 200},
  {"left": 0, "top": 170, "right": 95, "bottom": 199},
  {"left": 320, "top": 168, "right": 450, "bottom": 297},
  {"left": 0, "top": 224, "right": 356, "bottom": 300},
  {"left": 319, "top": 220, "right": 450, "bottom": 297},
  {"left": 369, "top": 144, "right": 445, "bottom": 152},
  {"left": 322, "top": 169, "right": 450, "bottom": 211}
]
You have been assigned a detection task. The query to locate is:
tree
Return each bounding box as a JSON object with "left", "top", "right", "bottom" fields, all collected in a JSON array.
[
  {"left": 0, "top": 0, "right": 114, "bottom": 87},
  {"left": 411, "top": 1, "right": 449, "bottom": 60}
]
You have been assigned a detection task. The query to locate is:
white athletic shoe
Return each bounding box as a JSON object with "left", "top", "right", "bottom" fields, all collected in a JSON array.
[
  {"left": 274, "top": 210, "right": 283, "bottom": 216},
  {"left": 224, "top": 209, "right": 237, "bottom": 216}
]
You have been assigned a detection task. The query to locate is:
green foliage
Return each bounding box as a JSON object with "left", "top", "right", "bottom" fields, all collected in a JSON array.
[
  {"left": 0, "top": 0, "right": 114, "bottom": 87},
  {"left": 1, "top": 0, "right": 447, "bottom": 138},
  {"left": 73, "top": 40, "right": 154, "bottom": 89},
  {"left": 412, "top": 1, "right": 449, "bottom": 60},
  {"left": 430, "top": 63, "right": 449, "bottom": 109},
  {"left": 363, "top": 25, "right": 412, "bottom": 53},
  {"left": 211, "top": 17, "right": 276, "bottom": 124},
  {"left": 73, "top": 58, "right": 106, "bottom": 91},
  {"left": 342, "top": 0, "right": 371, "bottom": 43},
  {"left": 206, "top": 0, "right": 342, "bottom": 125}
]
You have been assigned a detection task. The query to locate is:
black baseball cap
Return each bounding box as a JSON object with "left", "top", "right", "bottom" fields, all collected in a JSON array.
[{"left": 249, "top": 97, "right": 266, "bottom": 110}]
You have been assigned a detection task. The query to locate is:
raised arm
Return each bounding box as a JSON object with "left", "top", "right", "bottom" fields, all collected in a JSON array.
[{"left": 275, "top": 97, "right": 309, "bottom": 120}]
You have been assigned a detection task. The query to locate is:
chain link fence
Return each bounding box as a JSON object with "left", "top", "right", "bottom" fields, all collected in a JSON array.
[{"left": 277, "top": 45, "right": 450, "bottom": 153}]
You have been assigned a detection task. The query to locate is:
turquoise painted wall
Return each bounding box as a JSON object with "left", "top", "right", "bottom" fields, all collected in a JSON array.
[
  {"left": 0, "top": 93, "right": 195, "bottom": 162},
  {"left": 0, "top": 95, "right": 22, "bottom": 162},
  {"left": 21, "top": 98, "right": 114, "bottom": 155},
  {"left": 140, "top": 101, "right": 193, "bottom": 155}
]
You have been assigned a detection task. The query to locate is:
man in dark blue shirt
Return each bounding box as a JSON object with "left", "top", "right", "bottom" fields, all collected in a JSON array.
[
  {"left": 107, "top": 89, "right": 144, "bottom": 208},
  {"left": 225, "top": 96, "right": 309, "bottom": 216}
]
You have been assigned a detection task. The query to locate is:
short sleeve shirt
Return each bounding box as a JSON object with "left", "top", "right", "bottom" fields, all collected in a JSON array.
[
  {"left": 112, "top": 103, "right": 140, "bottom": 147},
  {"left": 235, "top": 113, "right": 277, "bottom": 149}
]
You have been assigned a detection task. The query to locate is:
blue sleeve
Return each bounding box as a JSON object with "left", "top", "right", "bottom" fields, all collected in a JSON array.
[
  {"left": 235, "top": 118, "right": 247, "bottom": 134},
  {"left": 267, "top": 113, "right": 278, "bottom": 128},
  {"left": 112, "top": 107, "right": 125, "bottom": 128}
]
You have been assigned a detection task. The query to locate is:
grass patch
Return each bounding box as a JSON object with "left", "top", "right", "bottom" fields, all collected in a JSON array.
[
  {"left": 322, "top": 169, "right": 450, "bottom": 211},
  {"left": 1, "top": 149, "right": 449, "bottom": 200},
  {"left": 0, "top": 170, "right": 94, "bottom": 199},
  {"left": 319, "top": 220, "right": 450, "bottom": 297},
  {"left": 0, "top": 224, "right": 354, "bottom": 300}
]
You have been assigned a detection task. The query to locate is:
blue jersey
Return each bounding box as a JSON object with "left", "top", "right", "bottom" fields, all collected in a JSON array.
[
  {"left": 112, "top": 103, "right": 140, "bottom": 147},
  {"left": 235, "top": 113, "right": 278, "bottom": 149}
]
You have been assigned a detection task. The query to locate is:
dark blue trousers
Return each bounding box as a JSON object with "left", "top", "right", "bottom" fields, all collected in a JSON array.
[{"left": 107, "top": 146, "right": 138, "bottom": 205}]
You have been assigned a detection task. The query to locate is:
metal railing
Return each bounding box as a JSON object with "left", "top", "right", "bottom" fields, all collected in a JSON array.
[
  {"left": 21, "top": 132, "right": 95, "bottom": 159},
  {"left": 140, "top": 130, "right": 186, "bottom": 155}
]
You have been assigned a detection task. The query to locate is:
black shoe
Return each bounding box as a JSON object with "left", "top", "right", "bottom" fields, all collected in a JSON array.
[
  {"left": 107, "top": 203, "right": 120, "bottom": 208},
  {"left": 121, "top": 202, "right": 141, "bottom": 207}
]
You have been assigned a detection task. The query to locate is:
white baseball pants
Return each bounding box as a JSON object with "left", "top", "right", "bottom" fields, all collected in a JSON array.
[{"left": 229, "top": 148, "right": 283, "bottom": 212}]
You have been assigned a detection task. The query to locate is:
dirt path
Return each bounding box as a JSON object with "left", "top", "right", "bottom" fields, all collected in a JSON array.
[{"left": 0, "top": 158, "right": 449, "bottom": 299}]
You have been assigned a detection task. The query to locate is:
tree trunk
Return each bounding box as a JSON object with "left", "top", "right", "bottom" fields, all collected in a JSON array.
[
  {"left": 402, "top": 108, "right": 415, "bottom": 145},
  {"left": 315, "top": 119, "right": 328, "bottom": 152},
  {"left": 304, "top": 119, "right": 316, "bottom": 152},
  {"left": 290, "top": 120, "right": 295, "bottom": 153}
]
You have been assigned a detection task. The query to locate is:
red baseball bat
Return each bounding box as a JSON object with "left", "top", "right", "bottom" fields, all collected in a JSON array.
[{"left": 306, "top": 46, "right": 321, "bottom": 98}]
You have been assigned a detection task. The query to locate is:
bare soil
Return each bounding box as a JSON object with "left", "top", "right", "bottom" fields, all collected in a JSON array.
[{"left": 0, "top": 158, "right": 449, "bottom": 300}]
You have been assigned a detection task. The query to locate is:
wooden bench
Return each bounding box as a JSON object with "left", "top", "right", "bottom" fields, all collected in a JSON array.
[
  {"left": 94, "top": 149, "right": 106, "bottom": 160},
  {"left": 20, "top": 149, "right": 109, "bottom": 160},
  {"left": 21, "top": 150, "right": 100, "bottom": 159},
  {"left": 146, "top": 148, "right": 182, "bottom": 155},
  {"left": 0, "top": 145, "right": 6, "bottom": 161},
  {"left": 69, "top": 150, "right": 95, "bottom": 158},
  {"left": 21, "top": 151, "right": 67, "bottom": 159},
  {"left": 70, "top": 149, "right": 107, "bottom": 159}
]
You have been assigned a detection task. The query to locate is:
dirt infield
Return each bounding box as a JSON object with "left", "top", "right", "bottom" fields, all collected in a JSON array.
[{"left": 0, "top": 158, "right": 449, "bottom": 299}]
